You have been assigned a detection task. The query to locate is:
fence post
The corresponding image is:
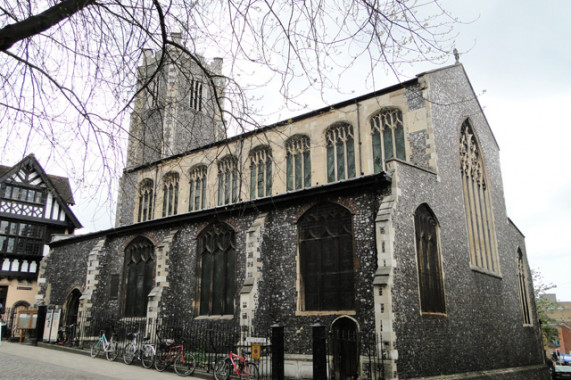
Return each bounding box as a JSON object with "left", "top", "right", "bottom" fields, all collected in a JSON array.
[
  {"left": 313, "top": 321, "right": 327, "bottom": 380},
  {"left": 271, "top": 323, "right": 284, "bottom": 380}
]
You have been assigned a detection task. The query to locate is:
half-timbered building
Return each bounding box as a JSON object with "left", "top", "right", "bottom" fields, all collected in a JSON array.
[{"left": 0, "top": 154, "right": 80, "bottom": 318}]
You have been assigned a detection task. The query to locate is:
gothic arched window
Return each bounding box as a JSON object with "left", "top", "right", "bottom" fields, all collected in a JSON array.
[
  {"left": 298, "top": 203, "right": 354, "bottom": 311},
  {"left": 286, "top": 135, "right": 311, "bottom": 191},
  {"left": 370, "top": 108, "right": 406, "bottom": 172},
  {"left": 414, "top": 204, "right": 446, "bottom": 314},
  {"left": 189, "top": 165, "right": 207, "bottom": 211},
  {"left": 459, "top": 119, "right": 499, "bottom": 274},
  {"left": 217, "top": 156, "right": 238, "bottom": 205},
  {"left": 326, "top": 123, "right": 356, "bottom": 182},
  {"left": 249, "top": 146, "right": 272, "bottom": 199},
  {"left": 137, "top": 179, "right": 154, "bottom": 222},
  {"left": 123, "top": 236, "right": 155, "bottom": 317},
  {"left": 197, "top": 223, "right": 236, "bottom": 315},
  {"left": 162, "top": 172, "right": 179, "bottom": 217},
  {"left": 517, "top": 249, "right": 532, "bottom": 325}
]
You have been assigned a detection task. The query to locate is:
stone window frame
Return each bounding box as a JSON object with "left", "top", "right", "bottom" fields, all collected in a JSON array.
[
  {"left": 217, "top": 155, "right": 238, "bottom": 206},
  {"left": 189, "top": 78, "right": 203, "bottom": 112},
  {"left": 370, "top": 107, "right": 406, "bottom": 172},
  {"left": 325, "top": 123, "right": 356, "bottom": 183},
  {"left": 285, "top": 134, "right": 311, "bottom": 191},
  {"left": 137, "top": 178, "right": 154, "bottom": 222},
  {"left": 248, "top": 146, "right": 272, "bottom": 200},
  {"left": 296, "top": 202, "right": 356, "bottom": 314},
  {"left": 122, "top": 236, "right": 155, "bottom": 318},
  {"left": 188, "top": 165, "right": 207, "bottom": 212},
  {"left": 517, "top": 248, "right": 532, "bottom": 326},
  {"left": 414, "top": 203, "right": 446, "bottom": 315},
  {"left": 459, "top": 118, "right": 500, "bottom": 275},
  {"left": 196, "top": 222, "right": 236, "bottom": 317},
  {"left": 162, "top": 172, "right": 179, "bottom": 217}
]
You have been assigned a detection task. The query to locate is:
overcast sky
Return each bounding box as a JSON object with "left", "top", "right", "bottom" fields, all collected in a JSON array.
[{"left": 3, "top": 1, "right": 570, "bottom": 300}]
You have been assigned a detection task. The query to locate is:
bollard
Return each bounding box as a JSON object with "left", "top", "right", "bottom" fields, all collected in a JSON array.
[
  {"left": 271, "top": 323, "right": 284, "bottom": 380},
  {"left": 313, "top": 321, "right": 327, "bottom": 380}
]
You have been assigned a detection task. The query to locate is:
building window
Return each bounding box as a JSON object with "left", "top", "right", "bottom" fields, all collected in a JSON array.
[
  {"left": 414, "top": 204, "right": 446, "bottom": 314},
  {"left": 370, "top": 108, "right": 406, "bottom": 172},
  {"left": 0, "top": 220, "right": 44, "bottom": 256},
  {"left": 217, "top": 156, "right": 238, "bottom": 205},
  {"left": 249, "top": 146, "right": 272, "bottom": 199},
  {"left": 137, "top": 179, "right": 154, "bottom": 222},
  {"left": 162, "top": 172, "right": 179, "bottom": 217},
  {"left": 190, "top": 79, "right": 203, "bottom": 111},
  {"left": 286, "top": 135, "right": 311, "bottom": 191},
  {"left": 123, "top": 236, "right": 155, "bottom": 317},
  {"left": 189, "top": 165, "right": 207, "bottom": 211},
  {"left": 298, "top": 203, "right": 354, "bottom": 311},
  {"left": 518, "top": 249, "right": 532, "bottom": 325},
  {"left": 197, "top": 223, "right": 235, "bottom": 315},
  {"left": 459, "top": 119, "right": 499, "bottom": 274},
  {"left": 326, "top": 123, "right": 356, "bottom": 182}
]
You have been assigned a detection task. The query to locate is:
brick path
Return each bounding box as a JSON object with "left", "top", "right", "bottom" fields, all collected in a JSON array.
[{"left": 0, "top": 341, "right": 205, "bottom": 379}]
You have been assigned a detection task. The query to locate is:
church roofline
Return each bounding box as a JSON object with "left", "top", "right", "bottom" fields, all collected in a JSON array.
[{"left": 124, "top": 76, "right": 420, "bottom": 174}]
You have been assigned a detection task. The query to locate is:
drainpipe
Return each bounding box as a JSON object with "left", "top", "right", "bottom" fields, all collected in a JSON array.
[{"left": 355, "top": 100, "right": 363, "bottom": 175}]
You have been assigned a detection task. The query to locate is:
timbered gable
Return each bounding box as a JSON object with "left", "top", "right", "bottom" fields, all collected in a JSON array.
[{"left": 0, "top": 155, "right": 81, "bottom": 228}]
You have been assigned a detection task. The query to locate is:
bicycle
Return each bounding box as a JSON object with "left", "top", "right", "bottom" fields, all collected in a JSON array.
[
  {"left": 214, "top": 351, "right": 259, "bottom": 380},
  {"left": 123, "top": 331, "right": 156, "bottom": 368},
  {"left": 154, "top": 337, "right": 196, "bottom": 376},
  {"left": 90, "top": 330, "right": 119, "bottom": 361}
]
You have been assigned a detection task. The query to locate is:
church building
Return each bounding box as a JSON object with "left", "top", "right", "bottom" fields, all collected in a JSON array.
[{"left": 36, "top": 43, "right": 548, "bottom": 379}]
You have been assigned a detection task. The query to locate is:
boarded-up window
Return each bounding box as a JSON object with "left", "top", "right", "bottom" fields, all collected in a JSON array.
[
  {"left": 123, "top": 237, "right": 155, "bottom": 317},
  {"left": 414, "top": 204, "right": 445, "bottom": 314},
  {"left": 298, "top": 203, "right": 354, "bottom": 311},
  {"left": 198, "top": 223, "right": 235, "bottom": 315}
]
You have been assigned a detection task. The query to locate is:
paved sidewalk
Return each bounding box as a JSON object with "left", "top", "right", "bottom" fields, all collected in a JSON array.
[{"left": 0, "top": 340, "right": 206, "bottom": 379}]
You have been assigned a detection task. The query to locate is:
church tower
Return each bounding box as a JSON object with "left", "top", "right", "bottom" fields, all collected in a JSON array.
[
  {"left": 125, "top": 33, "right": 226, "bottom": 169},
  {"left": 116, "top": 34, "right": 226, "bottom": 227}
]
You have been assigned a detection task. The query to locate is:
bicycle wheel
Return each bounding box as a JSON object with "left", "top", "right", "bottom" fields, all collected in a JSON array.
[
  {"left": 245, "top": 362, "right": 259, "bottom": 380},
  {"left": 174, "top": 352, "right": 196, "bottom": 376},
  {"left": 154, "top": 350, "right": 170, "bottom": 372},
  {"left": 214, "top": 358, "right": 230, "bottom": 380},
  {"left": 106, "top": 340, "right": 120, "bottom": 361},
  {"left": 123, "top": 344, "right": 136, "bottom": 365},
  {"left": 90, "top": 340, "right": 101, "bottom": 358},
  {"left": 141, "top": 345, "right": 155, "bottom": 369}
]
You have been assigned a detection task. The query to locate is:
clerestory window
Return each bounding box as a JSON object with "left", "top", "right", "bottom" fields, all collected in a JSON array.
[
  {"left": 217, "top": 156, "right": 238, "bottom": 205},
  {"left": 189, "top": 165, "right": 207, "bottom": 211},
  {"left": 197, "top": 223, "right": 236, "bottom": 315},
  {"left": 459, "top": 119, "right": 499, "bottom": 274},
  {"left": 137, "top": 179, "right": 154, "bottom": 222},
  {"left": 298, "top": 203, "right": 355, "bottom": 311},
  {"left": 326, "top": 123, "right": 356, "bottom": 182},
  {"left": 414, "top": 204, "right": 446, "bottom": 314},
  {"left": 249, "top": 146, "right": 272, "bottom": 199},
  {"left": 162, "top": 172, "right": 179, "bottom": 217},
  {"left": 286, "top": 135, "right": 311, "bottom": 191},
  {"left": 370, "top": 108, "right": 406, "bottom": 172}
]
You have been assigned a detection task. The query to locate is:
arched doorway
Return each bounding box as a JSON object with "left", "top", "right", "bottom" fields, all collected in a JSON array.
[
  {"left": 61, "top": 289, "right": 81, "bottom": 343},
  {"left": 330, "top": 317, "right": 359, "bottom": 379}
]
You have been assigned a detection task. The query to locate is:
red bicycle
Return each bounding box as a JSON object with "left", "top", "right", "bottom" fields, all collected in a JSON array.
[
  {"left": 213, "top": 351, "right": 259, "bottom": 380},
  {"left": 154, "top": 337, "right": 196, "bottom": 376}
]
